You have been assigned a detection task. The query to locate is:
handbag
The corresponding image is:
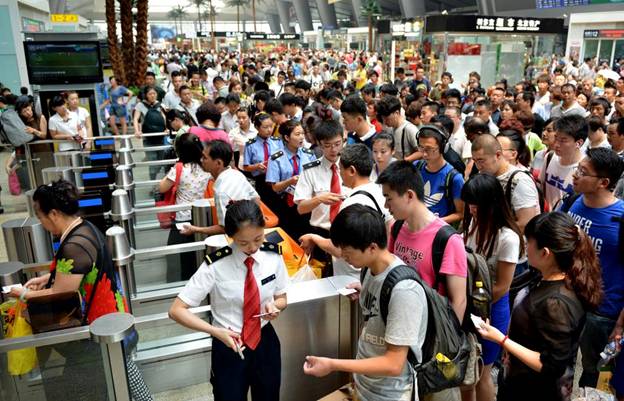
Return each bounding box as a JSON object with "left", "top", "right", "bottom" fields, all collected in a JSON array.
[
  {"left": 26, "top": 291, "right": 84, "bottom": 334},
  {"left": 8, "top": 169, "right": 21, "bottom": 195},
  {"left": 156, "top": 162, "right": 183, "bottom": 229}
]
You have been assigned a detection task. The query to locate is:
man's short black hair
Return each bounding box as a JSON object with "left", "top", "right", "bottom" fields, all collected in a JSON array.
[
  {"left": 474, "top": 99, "right": 491, "bottom": 109},
  {"left": 555, "top": 114, "right": 588, "bottom": 142},
  {"left": 380, "top": 84, "right": 398, "bottom": 96},
  {"left": 442, "top": 88, "right": 461, "bottom": 102},
  {"left": 214, "top": 96, "right": 226, "bottom": 105},
  {"left": 586, "top": 147, "right": 624, "bottom": 191},
  {"left": 204, "top": 139, "right": 232, "bottom": 166},
  {"left": 265, "top": 98, "right": 284, "bottom": 114},
  {"left": 314, "top": 120, "right": 343, "bottom": 143},
  {"left": 376, "top": 95, "right": 402, "bottom": 119},
  {"left": 225, "top": 93, "right": 241, "bottom": 104},
  {"left": 422, "top": 101, "right": 440, "bottom": 115},
  {"left": 340, "top": 143, "right": 373, "bottom": 177},
  {"left": 330, "top": 204, "right": 387, "bottom": 252},
  {"left": 340, "top": 95, "right": 367, "bottom": 118},
  {"left": 519, "top": 91, "right": 535, "bottom": 106},
  {"left": 361, "top": 84, "right": 376, "bottom": 96},
  {"left": 464, "top": 117, "right": 490, "bottom": 136},
  {"left": 146, "top": 71, "right": 156, "bottom": 78},
  {"left": 295, "top": 79, "right": 311, "bottom": 91},
  {"left": 376, "top": 160, "right": 425, "bottom": 201},
  {"left": 589, "top": 97, "right": 611, "bottom": 116}
]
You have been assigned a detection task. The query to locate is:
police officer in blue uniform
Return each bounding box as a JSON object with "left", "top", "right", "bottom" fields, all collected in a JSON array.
[
  {"left": 169, "top": 200, "right": 288, "bottom": 401},
  {"left": 266, "top": 120, "right": 317, "bottom": 239},
  {"left": 244, "top": 112, "right": 283, "bottom": 212}
]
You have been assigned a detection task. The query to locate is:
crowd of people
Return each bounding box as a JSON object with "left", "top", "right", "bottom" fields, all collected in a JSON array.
[{"left": 2, "top": 47, "right": 624, "bottom": 401}]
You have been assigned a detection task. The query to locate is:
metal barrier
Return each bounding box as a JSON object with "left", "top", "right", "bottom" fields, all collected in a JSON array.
[{"left": 0, "top": 277, "right": 358, "bottom": 401}]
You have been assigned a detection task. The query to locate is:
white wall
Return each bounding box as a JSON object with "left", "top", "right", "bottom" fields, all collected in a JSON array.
[{"left": 566, "top": 12, "right": 624, "bottom": 60}]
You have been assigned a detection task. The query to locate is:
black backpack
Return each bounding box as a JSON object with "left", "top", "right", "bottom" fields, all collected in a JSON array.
[
  {"left": 141, "top": 102, "right": 166, "bottom": 134},
  {"left": 504, "top": 169, "right": 546, "bottom": 214},
  {"left": 444, "top": 147, "right": 466, "bottom": 175},
  {"left": 390, "top": 220, "right": 494, "bottom": 328},
  {"left": 360, "top": 265, "right": 472, "bottom": 395},
  {"left": 413, "top": 161, "right": 460, "bottom": 215}
]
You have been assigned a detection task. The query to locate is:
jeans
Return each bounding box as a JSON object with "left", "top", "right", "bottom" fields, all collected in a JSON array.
[{"left": 579, "top": 312, "right": 617, "bottom": 388}]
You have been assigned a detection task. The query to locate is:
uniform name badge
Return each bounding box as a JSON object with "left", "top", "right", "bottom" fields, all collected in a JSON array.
[
  {"left": 261, "top": 274, "right": 276, "bottom": 285},
  {"left": 286, "top": 185, "right": 296, "bottom": 195}
]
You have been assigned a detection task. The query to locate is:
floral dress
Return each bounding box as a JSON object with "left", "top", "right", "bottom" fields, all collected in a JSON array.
[{"left": 46, "top": 220, "right": 127, "bottom": 324}]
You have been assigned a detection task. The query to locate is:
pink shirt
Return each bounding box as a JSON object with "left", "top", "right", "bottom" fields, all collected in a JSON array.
[
  {"left": 389, "top": 217, "right": 467, "bottom": 296},
  {"left": 189, "top": 126, "right": 232, "bottom": 147}
]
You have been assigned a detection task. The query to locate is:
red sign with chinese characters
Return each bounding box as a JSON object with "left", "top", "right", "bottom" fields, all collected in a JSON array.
[{"left": 448, "top": 43, "right": 481, "bottom": 55}]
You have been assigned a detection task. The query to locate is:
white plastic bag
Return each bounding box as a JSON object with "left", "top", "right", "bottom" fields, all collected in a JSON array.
[{"left": 290, "top": 254, "right": 317, "bottom": 283}]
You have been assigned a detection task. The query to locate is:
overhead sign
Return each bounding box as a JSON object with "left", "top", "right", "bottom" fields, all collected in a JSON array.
[
  {"left": 50, "top": 14, "right": 78, "bottom": 23},
  {"left": 584, "top": 29, "right": 624, "bottom": 39},
  {"left": 425, "top": 15, "right": 565, "bottom": 35},
  {"left": 245, "top": 33, "right": 300, "bottom": 40},
  {"left": 197, "top": 31, "right": 241, "bottom": 38},
  {"left": 537, "top": 0, "right": 623, "bottom": 7}
]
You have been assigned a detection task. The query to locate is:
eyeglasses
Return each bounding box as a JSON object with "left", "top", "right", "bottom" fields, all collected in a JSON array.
[
  {"left": 418, "top": 146, "right": 439, "bottom": 154},
  {"left": 573, "top": 167, "right": 607, "bottom": 178},
  {"left": 321, "top": 140, "right": 343, "bottom": 150}
]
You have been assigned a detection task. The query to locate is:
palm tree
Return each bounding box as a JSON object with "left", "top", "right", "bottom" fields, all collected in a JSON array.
[
  {"left": 105, "top": 0, "right": 125, "bottom": 83},
  {"left": 225, "top": 0, "right": 246, "bottom": 32},
  {"left": 189, "top": 0, "right": 206, "bottom": 33},
  {"left": 361, "top": 0, "right": 380, "bottom": 51},
  {"left": 134, "top": 0, "right": 149, "bottom": 86},
  {"left": 168, "top": 6, "right": 183, "bottom": 36},
  {"left": 119, "top": 0, "right": 135, "bottom": 85}
]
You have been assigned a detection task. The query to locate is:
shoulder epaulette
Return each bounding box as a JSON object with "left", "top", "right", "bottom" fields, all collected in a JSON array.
[
  {"left": 205, "top": 246, "right": 232, "bottom": 265},
  {"left": 303, "top": 160, "right": 321, "bottom": 170},
  {"left": 247, "top": 137, "right": 257, "bottom": 145},
  {"left": 260, "top": 242, "right": 282, "bottom": 254},
  {"left": 301, "top": 147, "right": 314, "bottom": 154},
  {"left": 271, "top": 150, "right": 284, "bottom": 160},
  {"left": 269, "top": 136, "right": 281, "bottom": 140}
]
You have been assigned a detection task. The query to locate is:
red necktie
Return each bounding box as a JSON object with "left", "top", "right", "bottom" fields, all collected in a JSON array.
[
  {"left": 263, "top": 140, "right": 269, "bottom": 163},
  {"left": 286, "top": 155, "right": 299, "bottom": 207},
  {"left": 242, "top": 256, "right": 261, "bottom": 350},
  {"left": 330, "top": 163, "right": 342, "bottom": 222}
]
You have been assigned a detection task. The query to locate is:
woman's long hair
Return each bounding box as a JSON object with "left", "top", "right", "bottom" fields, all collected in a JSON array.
[
  {"left": 525, "top": 212, "right": 603, "bottom": 310},
  {"left": 462, "top": 173, "right": 524, "bottom": 259}
]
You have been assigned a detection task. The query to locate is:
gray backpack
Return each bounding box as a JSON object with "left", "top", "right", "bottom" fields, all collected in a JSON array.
[{"left": 0, "top": 109, "right": 35, "bottom": 146}]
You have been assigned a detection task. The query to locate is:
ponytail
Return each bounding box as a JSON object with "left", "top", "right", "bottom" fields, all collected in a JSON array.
[
  {"left": 566, "top": 228, "right": 603, "bottom": 310},
  {"left": 525, "top": 212, "right": 603, "bottom": 310}
]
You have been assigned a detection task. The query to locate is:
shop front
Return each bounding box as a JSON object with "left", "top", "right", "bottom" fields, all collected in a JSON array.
[
  {"left": 566, "top": 12, "right": 624, "bottom": 67},
  {"left": 423, "top": 15, "right": 565, "bottom": 88}
]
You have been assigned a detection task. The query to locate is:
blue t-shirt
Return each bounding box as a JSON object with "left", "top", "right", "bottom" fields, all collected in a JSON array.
[
  {"left": 110, "top": 85, "right": 130, "bottom": 105},
  {"left": 416, "top": 161, "right": 463, "bottom": 218},
  {"left": 347, "top": 132, "right": 375, "bottom": 150},
  {"left": 567, "top": 196, "right": 624, "bottom": 318}
]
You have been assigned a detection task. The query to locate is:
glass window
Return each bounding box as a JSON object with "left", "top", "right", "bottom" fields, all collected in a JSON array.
[
  {"left": 599, "top": 40, "right": 614, "bottom": 63},
  {"left": 584, "top": 40, "right": 599, "bottom": 59},
  {"left": 615, "top": 40, "right": 624, "bottom": 65}
]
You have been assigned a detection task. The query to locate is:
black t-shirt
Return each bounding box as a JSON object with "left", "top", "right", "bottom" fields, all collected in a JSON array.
[{"left": 501, "top": 280, "right": 585, "bottom": 401}]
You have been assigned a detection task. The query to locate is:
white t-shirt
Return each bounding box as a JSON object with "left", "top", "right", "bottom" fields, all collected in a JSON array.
[
  {"left": 71, "top": 107, "right": 90, "bottom": 130},
  {"left": 497, "top": 166, "right": 539, "bottom": 213},
  {"left": 213, "top": 168, "right": 259, "bottom": 225},
  {"left": 466, "top": 226, "right": 521, "bottom": 277},
  {"left": 49, "top": 111, "right": 81, "bottom": 151},
  {"left": 166, "top": 163, "right": 211, "bottom": 221},
  {"left": 539, "top": 153, "right": 580, "bottom": 210},
  {"left": 333, "top": 182, "right": 393, "bottom": 279}
]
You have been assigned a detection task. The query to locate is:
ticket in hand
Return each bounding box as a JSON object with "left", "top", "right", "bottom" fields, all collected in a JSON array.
[
  {"left": 470, "top": 314, "right": 486, "bottom": 329},
  {"left": 2, "top": 284, "right": 23, "bottom": 294},
  {"left": 338, "top": 287, "right": 357, "bottom": 296}
]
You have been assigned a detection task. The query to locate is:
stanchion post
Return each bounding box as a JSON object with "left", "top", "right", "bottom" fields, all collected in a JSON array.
[
  {"left": 106, "top": 226, "right": 136, "bottom": 307},
  {"left": 191, "top": 199, "right": 213, "bottom": 266},
  {"left": 110, "top": 189, "right": 136, "bottom": 249},
  {"left": 90, "top": 313, "right": 135, "bottom": 401}
]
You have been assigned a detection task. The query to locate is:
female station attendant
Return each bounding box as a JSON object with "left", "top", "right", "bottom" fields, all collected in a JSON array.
[
  {"left": 169, "top": 200, "right": 288, "bottom": 401},
  {"left": 266, "top": 120, "right": 316, "bottom": 239}
]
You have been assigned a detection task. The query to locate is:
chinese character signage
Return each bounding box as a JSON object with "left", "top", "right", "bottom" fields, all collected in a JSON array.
[
  {"left": 425, "top": 15, "right": 565, "bottom": 35},
  {"left": 584, "top": 29, "right": 624, "bottom": 39},
  {"left": 244, "top": 33, "right": 300, "bottom": 40}
]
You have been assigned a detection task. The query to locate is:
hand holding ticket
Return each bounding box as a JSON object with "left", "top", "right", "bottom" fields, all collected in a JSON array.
[
  {"left": 470, "top": 314, "right": 486, "bottom": 329},
  {"left": 2, "top": 284, "right": 22, "bottom": 294}
]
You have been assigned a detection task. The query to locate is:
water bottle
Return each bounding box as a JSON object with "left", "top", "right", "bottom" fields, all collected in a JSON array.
[
  {"left": 472, "top": 281, "right": 489, "bottom": 320},
  {"left": 598, "top": 337, "right": 624, "bottom": 367}
]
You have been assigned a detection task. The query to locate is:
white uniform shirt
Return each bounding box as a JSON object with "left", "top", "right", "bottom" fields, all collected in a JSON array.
[
  {"left": 49, "top": 111, "right": 82, "bottom": 151},
  {"left": 214, "top": 168, "right": 259, "bottom": 225},
  {"left": 178, "top": 243, "right": 289, "bottom": 332},
  {"left": 293, "top": 157, "right": 350, "bottom": 231}
]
